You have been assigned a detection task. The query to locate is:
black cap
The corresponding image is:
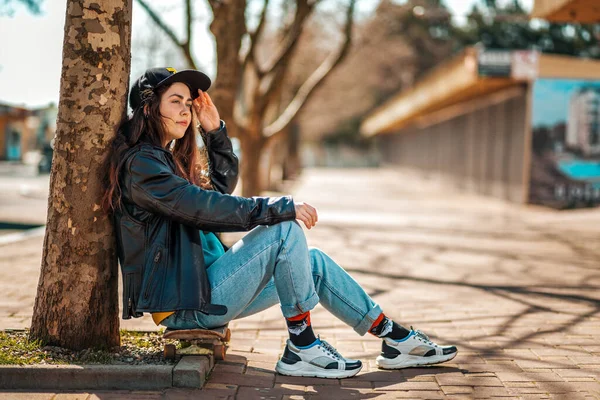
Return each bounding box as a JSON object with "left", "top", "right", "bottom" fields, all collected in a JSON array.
[{"left": 129, "top": 67, "right": 211, "bottom": 110}]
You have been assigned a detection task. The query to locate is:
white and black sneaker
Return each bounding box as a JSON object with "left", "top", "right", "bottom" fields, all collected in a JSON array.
[
  {"left": 376, "top": 327, "right": 457, "bottom": 370},
  {"left": 275, "top": 337, "right": 362, "bottom": 379}
]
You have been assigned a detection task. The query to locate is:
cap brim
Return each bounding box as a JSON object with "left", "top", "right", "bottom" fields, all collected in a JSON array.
[{"left": 156, "top": 70, "right": 211, "bottom": 99}]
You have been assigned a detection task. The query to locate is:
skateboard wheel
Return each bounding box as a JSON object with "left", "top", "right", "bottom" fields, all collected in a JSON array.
[
  {"left": 164, "top": 344, "right": 176, "bottom": 360},
  {"left": 214, "top": 344, "right": 226, "bottom": 360}
]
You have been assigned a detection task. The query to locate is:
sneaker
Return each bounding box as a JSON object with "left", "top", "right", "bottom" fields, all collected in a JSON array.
[
  {"left": 376, "top": 327, "right": 457, "bottom": 369},
  {"left": 275, "top": 337, "right": 362, "bottom": 379}
]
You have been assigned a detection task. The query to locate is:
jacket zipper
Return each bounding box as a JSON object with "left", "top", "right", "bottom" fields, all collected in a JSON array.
[{"left": 144, "top": 249, "right": 162, "bottom": 299}]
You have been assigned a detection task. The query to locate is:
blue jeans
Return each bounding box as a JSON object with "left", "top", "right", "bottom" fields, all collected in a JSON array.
[{"left": 162, "top": 220, "right": 383, "bottom": 335}]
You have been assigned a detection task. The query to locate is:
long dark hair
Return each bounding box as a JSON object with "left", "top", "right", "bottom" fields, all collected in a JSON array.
[{"left": 102, "top": 84, "right": 212, "bottom": 214}]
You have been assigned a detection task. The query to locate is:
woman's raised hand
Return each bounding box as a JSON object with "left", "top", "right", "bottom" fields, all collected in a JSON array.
[
  {"left": 294, "top": 202, "right": 318, "bottom": 230},
  {"left": 193, "top": 90, "right": 220, "bottom": 132}
]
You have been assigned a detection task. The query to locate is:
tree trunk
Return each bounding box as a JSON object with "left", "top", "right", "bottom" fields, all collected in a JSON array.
[
  {"left": 30, "top": 0, "right": 132, "bottom": 350},
  {"left": 240, "top": 135, "right": 266, "bottom": 197},
  {"left": 209, "top": 0, "right": 246, "bottom": 139}
]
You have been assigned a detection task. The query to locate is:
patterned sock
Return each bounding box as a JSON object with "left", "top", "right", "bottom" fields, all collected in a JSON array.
[
  {"left": 369, "top": 313, "right": 411, "bottom": 340},
  {"left": 286, "top": 311, "right": 317, "bottom": 347}
]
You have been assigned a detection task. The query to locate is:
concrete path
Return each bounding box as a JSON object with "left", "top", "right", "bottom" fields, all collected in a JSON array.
[{"left": 1, "top": 167, "right": 600, "bottom": 399}]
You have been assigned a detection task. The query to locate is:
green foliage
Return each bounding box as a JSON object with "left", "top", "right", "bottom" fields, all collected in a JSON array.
[
  {"left": 455, "top": 0, "right": 600, "bottom": 58},
  {"left": 0, "top": 0, "right": 43, "bottom": 17}
]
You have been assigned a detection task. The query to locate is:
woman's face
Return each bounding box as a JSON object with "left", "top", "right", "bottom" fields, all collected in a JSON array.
[{"left": 159, "top": 82, "right": 193, "bottom": 146}]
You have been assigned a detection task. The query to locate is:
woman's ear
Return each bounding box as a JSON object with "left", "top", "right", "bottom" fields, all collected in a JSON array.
[{"left": 143, "top": 104, "right": 149, "bottom": 118}]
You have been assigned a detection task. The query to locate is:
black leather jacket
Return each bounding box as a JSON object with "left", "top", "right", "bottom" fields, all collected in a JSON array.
[{"left": 114, "top": 122, "right": 296, "bottom": 319}]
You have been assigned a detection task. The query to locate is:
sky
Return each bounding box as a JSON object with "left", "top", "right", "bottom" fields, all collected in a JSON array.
[
  {"left": 532, "top": 79, "right": 600, "bottom": 127},
  {"left": 0, "top": 0, "right": 532, "bottom": 109}
]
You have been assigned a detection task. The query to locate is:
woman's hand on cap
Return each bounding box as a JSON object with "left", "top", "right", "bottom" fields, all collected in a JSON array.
[
  {"left": 193, "top": 90, "right": 220, "bottom": 132},
  {"left": 294, "top": 202, "right": 318, "bottom": 230}
]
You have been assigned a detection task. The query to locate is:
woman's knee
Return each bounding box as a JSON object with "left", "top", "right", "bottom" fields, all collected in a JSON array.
[
  {"left": 309, "top": 247, "right": 326, "bottom": 274},
  {"left": 277, "top": 219, "right": 304, "bottom": 240}
]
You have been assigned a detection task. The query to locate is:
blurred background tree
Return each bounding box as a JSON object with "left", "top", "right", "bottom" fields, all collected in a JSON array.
[{"left": 136, "top": 0, "right": 358, "bottom": 196}]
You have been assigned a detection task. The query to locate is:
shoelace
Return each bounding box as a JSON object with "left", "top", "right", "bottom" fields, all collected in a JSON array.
[
  {"left": 318, "top": 337, "right": 343, "bottom": 360},
  {"left": 411, "top": 326, "right": 437, "bottom": 347}
]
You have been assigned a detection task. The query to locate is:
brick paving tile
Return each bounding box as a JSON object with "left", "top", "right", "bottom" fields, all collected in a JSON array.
[
  {"left": 440, "top": 385, "right": 474, "bottom": 395},
  {"left": 240, "top": 352, "right": 280, "bottom": 363},
  {"left": 496, "top": 372, "right": 564, "bottom": 382},
  {"left": 436, "top": 374, "right": 504, "bottom": 387},
  {"left": 164, "top": 387, "right": 234, "bottom": 400},
  {"left": 0, "top": 394, "right": 55, "bottom": 400},
  {"left": 507, "top": 387, "right": 550, "bottom": 395},
  {"left": 380, "top": 390, "right": 445, "bottom": 399},
  {"left": 516, "top": 358, "right": 577, "bottom": 370},
  {"left": 372, "top": 381, "right": 440, "bottom": 391},
  {"left": 554, "top": 368, "right": 600, "bottom": 378},
  {"left": 571, "top": 356, "right": 600, "bottom": 365},
  {"left": 505, "top": 382, "right": 539, "bottom": 388},
  {"left": 53, "top": 395, "right": 92, "bottom": 400},
  {"left": 532, "top": 347, "right": 588, "bottom": 357},
  {"left": 273, "top": 375, "right": 341, "bottom": 386},
  {"left": 235, "top": 386, "right": 310, "bottom": 400},
  {"left": 353, "top": 371, "right": 410, "bottom": 382},
  {"left": 213, "top": 363, "right": 246, "bottom": 375},
  {"left": 87, "top": 392, "right": 163, "bottom": 400},
  {"left": 340, "top": 379, "right": 373, "bottom": 389},
  {"left": 208, "top": 371, "right": 275, "bottom": 387},
  {"left": 535, "top": 381, "right": 583, "bottom": 393},
  {"left": 470, "top": 385, "right": 514, "bottom": 397},
  {"left": 458, "top": 362, "right": 522, "bottom": 373},
  {"left": 306, "top": 385, "right": 377, "bottom": 398}
]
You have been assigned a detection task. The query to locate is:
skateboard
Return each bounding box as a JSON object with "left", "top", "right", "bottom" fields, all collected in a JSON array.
[{"left": 163, "top": 325, "right": 231, "bottom": 361}]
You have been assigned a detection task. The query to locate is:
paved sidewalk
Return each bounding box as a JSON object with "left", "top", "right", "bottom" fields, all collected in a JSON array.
[{"left": 2, "top": 167, "right": 600, "bottom": 399}]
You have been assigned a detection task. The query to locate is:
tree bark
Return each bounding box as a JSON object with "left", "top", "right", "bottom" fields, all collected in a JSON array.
[
  {"left": 240, "top": 134, "right": 266, "bottom": 197},
  {"left": 30, "top": 0, "right": 132, "bottom": 350},
  {"left": 209, "top": 0, "right": 247, "bottom": 139}
]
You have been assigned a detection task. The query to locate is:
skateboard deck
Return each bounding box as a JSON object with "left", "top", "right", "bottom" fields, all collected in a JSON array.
[{"left": 163, "top": 325, "right": 231, "bottom": 360}]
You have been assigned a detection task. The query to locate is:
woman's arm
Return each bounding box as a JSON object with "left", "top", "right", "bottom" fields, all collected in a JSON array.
[
  {"left": 127, "top": 149, "right": 295, "bottom": 232},
  {"left": 203, "top": 120, "right": 239, "bottom": 195}
]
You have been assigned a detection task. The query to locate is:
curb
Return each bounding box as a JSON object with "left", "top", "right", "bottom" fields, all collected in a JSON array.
[{"left": 0, "top": 356, "right": 213, "bottom": 390}]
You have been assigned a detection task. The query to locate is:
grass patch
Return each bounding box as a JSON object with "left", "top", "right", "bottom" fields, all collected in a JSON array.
[{"left": 0, "top": 329, "right": 175, "bottom": 366}]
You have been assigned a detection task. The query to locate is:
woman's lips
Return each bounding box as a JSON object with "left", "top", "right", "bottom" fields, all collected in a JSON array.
[{"left": 177, "top": 122, "right": 188, "bottom": 127}]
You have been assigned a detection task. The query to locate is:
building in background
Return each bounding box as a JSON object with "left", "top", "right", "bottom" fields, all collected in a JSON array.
[
  {"left": 361, "top": 48, "right": 600, "bottom": 209},
  {"left": 0, "top": 102, "right": 57, "bottom": 163},
  {"left": 567, "top": 88, "right": 600, "bottom": 156}
]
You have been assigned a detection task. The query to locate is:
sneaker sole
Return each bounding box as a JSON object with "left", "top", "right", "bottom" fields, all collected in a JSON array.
[
  {"left": 275, "top": 360, "right": 362, "bottom": 379},
  {"left": 376, "top": 351, "right": 457, "bottom": 370}
]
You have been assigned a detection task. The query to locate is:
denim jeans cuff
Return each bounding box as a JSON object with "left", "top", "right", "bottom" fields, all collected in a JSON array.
[
  {"left": 353, "top": 304, "right": 383, "bottom": 336},
  {"left": 280, "top": 291, "right": 320, "bottom": 318}
]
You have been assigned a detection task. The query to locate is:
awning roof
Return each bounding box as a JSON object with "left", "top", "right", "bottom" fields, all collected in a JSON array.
[
  {"left": 361, "top": 48, "right": 600, "bottom": 137},
  {"left": 531, "top": 0, "right": 600, "bottom": 23}
]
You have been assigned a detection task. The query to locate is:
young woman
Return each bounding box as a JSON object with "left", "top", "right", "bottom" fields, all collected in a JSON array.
[{"left": 103, "top": 67, "right": 457, "bottom": 379}]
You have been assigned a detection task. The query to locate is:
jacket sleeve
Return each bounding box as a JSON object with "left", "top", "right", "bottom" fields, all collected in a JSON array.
[
  {"left": 127, "top": 150, "right": 296, "bottom": 232},
  {"left": 204, "top": 121, "right": 239, "bottom": 195}
]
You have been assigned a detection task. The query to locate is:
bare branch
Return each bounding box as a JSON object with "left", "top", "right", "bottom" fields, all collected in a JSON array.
[
  {"left": 263, "top": 0, "right": 357, "bottom": 138},
  {"left": 243, "top": 0, "right": 270, "bottom": 74},
  {"left": 253, "top": 0, "right": 314, "bottom": 116},
  {"left": 181, "top": 0, "right": 196, "bottom": 68},
  {"left": 135, "top": 0, "right": 197, "bottom": 69},
  {"left": 261, "top": 0, "right": 313, "bottom": 77},
  {"left": 185, "top": 0, "right": 192, "bottom": 46},
  {"left": 136, "top": 0, "right": 181, "bottom": 49}
]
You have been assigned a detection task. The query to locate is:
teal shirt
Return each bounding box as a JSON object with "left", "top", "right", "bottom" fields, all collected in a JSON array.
[{"left": 200, "top": 231, "right": 225, "bottom": 268}]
